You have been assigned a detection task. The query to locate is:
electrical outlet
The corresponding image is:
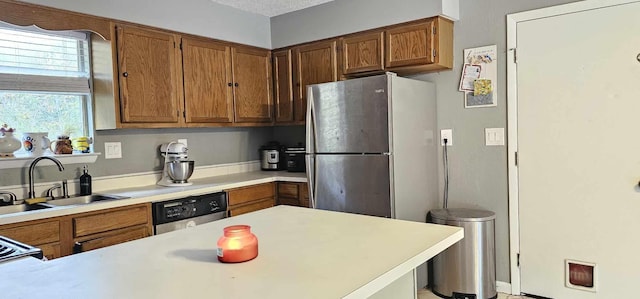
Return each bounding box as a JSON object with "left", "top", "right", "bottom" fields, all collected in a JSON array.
[
  {"left": 104, "top": 142, "right": 122, "bottom": 159},
  {"left": 440, "top": 129, "right": 453, "bottom": 146},
  {"left": 178, "top": 139, "right": 188, "bottom": 147}
]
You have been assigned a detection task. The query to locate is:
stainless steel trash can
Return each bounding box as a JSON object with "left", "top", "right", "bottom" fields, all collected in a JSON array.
[{"left": 429, "top": 208, "right": 496, "bottom": 299}]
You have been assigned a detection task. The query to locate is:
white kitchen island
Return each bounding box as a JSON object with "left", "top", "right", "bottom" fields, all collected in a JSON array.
[{"left": 0, "top": 206, "right": 462, "bottom": 299}]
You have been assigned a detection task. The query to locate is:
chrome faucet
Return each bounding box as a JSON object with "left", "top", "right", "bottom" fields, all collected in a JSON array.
[{"left": 28, "top": 157, "right": 64, "bottom": 199}]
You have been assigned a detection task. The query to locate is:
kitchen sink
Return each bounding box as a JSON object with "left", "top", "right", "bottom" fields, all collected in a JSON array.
[
  {"left": 0, "top": 203, "right": 51, "bottom": 216},
  {"left": 46, "top": 194, "right": 130, "bottom": 206}
]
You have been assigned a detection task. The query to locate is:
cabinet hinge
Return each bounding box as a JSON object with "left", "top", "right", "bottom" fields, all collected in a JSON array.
[
  {"left": 183, "top": 111, "right": 186, "bottom": 118},
  {"left": 517, "top": 253, "right": 521, "bottom": 267},
  {"left": 433, "top": 49, "right": 437, "bottom": 58},
  {"left": 515, "top": 151, "right": 519, "bottom": 166},
  {"left": 511, "top": 48, "right": 518, "bottom": 64}
]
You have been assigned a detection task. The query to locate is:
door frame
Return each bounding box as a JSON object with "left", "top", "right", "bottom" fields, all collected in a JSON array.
[{"left": 506, "top": 0, "right": 640, "bottom": 294}]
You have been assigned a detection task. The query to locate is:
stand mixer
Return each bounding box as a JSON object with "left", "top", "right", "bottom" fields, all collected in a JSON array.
[{"left": 157, "top": 142, "right": 195, "bottom": 187}]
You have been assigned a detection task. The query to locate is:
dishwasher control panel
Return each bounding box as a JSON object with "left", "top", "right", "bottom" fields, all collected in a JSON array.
[{"left": 152, "top": 192, "right": 227, "bottom": 225}]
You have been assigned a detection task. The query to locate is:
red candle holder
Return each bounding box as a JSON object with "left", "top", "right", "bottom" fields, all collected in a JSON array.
[{"left": 217, "top": 225, "right": 258, "bottom": 263}]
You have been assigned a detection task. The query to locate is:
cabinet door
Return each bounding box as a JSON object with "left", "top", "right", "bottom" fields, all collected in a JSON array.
[
  {"left": 273, "top": 49, "right": 294, "bottom": 123},
  {"left": 232, "top": 47, "right": 273, "bottom": 123},
  {"left": 385, "top": 21, "right": 435, "bottom": 68},
  {"left": 74, "top": 225, "right": 150, "bottom": 253},
  {"left": 182, "top": 37, "right": 234, "bottom": 123},
  {"left": 73, "top": 204, "right": 150, "bottom": 238},
  {"left": 342, "top": 32, "right": 384, "bottom": 75},
  {"left": 294, "top": 40, "right": 338, "bottom": 122},
  {"left": 228, "top": 198, "right": 275, "bottom": 217},
  {"left": 116, "top": 24, "right": 181, "bottom": 123}
]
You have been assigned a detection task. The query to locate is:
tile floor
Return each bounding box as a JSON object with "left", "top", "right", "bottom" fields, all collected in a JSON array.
[{"left": 417, "top": 289, "right": 529, "bottom": 299}]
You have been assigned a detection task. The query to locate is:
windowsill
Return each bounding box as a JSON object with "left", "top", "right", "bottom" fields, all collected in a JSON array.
[{"left": 0, "top": 152, "right": 100, "bottom": 169}]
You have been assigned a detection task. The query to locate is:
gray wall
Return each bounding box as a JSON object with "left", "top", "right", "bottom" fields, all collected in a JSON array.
[
  {"left": 21, "top": 0, "right": 272, "bottom": 48},
  {"left": 0, "top": 127, "right": 273, "bottom": 186},
  {"left": 270, "top": 0, "right": 580, "bottom": 283}
]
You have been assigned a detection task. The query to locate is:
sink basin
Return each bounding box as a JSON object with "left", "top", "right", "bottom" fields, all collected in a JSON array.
[
  {"left": 0, "top": 203, "right": 51, "bottom": 216},
  {"left": 46, "top": 194, "right": 130, "bottom": 206}
]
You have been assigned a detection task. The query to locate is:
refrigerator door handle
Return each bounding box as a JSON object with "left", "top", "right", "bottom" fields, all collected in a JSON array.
[
  {"left": 306, "top": 86, "right": 317, "bottom": 208},
  {"left": 306, "top": 154, "right": 315, "bottom": 208}
]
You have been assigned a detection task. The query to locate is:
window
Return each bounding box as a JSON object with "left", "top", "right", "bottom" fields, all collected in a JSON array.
[{"left": 0, "top": 22, "right": 92, "bottom": 141}]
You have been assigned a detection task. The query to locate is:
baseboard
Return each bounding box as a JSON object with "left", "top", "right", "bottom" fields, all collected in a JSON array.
[{"left": 497, "top": 281, "right": 512, "bottom": 294}]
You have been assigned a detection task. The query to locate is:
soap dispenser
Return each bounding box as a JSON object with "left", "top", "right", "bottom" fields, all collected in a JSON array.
[{"left": 79, "top": 165, "right": 92, "bottom": 195}]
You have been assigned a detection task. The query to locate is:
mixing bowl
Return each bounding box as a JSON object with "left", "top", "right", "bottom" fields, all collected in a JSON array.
[{"left": 167, "top": 160, "right": 195, "bottom": 183}]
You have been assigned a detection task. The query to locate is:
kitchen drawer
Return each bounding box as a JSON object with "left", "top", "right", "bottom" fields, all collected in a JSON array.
[
  {"left": 227, "top": 183, "right": 275, "bottom": 206},
  {"left": 39, "top": 242, "right": 61, "bottom": 260},
  {"left": 277, "top": 182, "right": 299, "bottom": 199},
  {"left": 73, "top": 204, "right": 149, "bottom": 238},
  {"left": 0, "top": 220, "right": 59, "bottom": 245},
  {"left": 228, "top": 198, "right": 275, "bottom": 217},
  {"left": 74, "top": 225, "right": 150, "bottom": 253}
]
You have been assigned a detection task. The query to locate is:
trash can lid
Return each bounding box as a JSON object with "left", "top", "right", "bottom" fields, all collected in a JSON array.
[{"left": 430, "top": 208, "right": 496, "bottom": 222}]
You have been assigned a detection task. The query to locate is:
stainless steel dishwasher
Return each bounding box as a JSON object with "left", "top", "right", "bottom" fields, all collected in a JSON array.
[{"left": 152, "top": 192, "right": 227, "bottom": 235}]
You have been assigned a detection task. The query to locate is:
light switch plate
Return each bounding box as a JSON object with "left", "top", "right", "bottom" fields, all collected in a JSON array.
[
  {"left": 485, "top": 128, "right": 505, "bottom": 146},
  {"left": 440, "top": 129, "right": 453, "bottom": 146},
  {"left": 178, "top": 139, "right": 188, "bottom": 147},
  {"left": 104, "top": 142, "right": 122, "bottom": 159}
]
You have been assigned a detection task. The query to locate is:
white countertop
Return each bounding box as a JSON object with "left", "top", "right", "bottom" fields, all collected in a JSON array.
[
  {"left": 0, "top": 206, "right": 463, "bottom": 299},
  {"left": 0, "top": 170, "right": 306, "bottom": 225}
]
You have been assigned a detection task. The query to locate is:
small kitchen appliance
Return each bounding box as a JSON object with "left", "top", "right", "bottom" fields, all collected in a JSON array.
[
  {"left": 157, "top": 142, "right": 195, "bottom": 187},
  {"left": 285, "top": 146, "right": 305, "bottom": 172},
  {"left": 260, "top": 141, "right": 283, "bottom": 171},
  {"left": 0, "top": 236, "right": 43, "bottom": 263}
]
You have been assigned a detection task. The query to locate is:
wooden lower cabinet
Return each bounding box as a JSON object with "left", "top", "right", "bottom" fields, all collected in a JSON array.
[
  {"left": 227, "top": 183, "right": 275, "bottom": 216},
  {"left": 71, "top": 203, "right": 152, "bottom": 253},
  {"left": 74, "top": 225, "right": 149, "bottom": 253},
  {"left": 276, "top": 182, "right": 310, "bottom": 208},
  {"left": 0, "top": 218, "right": 63, "bottom": 259},
  {"left": 0, "top": 203, "right": 152, "bottom": 259}
]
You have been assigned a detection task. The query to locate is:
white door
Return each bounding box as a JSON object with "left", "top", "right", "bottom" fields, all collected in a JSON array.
[{"left": 514, "top": 2, "right": 640, "bottom": 298}]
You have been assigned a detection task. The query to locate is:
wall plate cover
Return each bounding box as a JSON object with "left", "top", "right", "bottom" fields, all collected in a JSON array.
[
  {"left": 104, "top": 142, "right": 122, "bottom": 159},
  {"left": 485, "top": 128, "right": 505, "bottom": 146},
  {"left": 440, "top": 129, "right": 453, "bottom": 146}
]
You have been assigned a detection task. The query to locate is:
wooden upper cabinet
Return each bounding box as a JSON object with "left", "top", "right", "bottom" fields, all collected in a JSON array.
[
  {"left": 384, "top": 17, "right": 453, "bottom": 72},
  {"left": 385, "top": 21, "right": 434, "bottom": 68},
  {"left": 272, "top": 50, "right": 294, "bottom": 123},
  {"left": 182, "top": 37, "right": 234, "bottom": 123},
  {"left": 116, "top": 24, "right": 181, "bottom": 124},
  {"left": 342, "top": 31, "right": 384, "bottom": 75},
  {"left": 294, "top": 40, "right": 338, "bottom": 122},
  {"left": 232, "top": 46, "right": 273, "bottom": 123}
]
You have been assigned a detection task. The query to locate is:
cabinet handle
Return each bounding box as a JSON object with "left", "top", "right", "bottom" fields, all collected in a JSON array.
[
  {"left": 122, "top": 72, "right": 128, "bottom": 77},
  {"left": 73, "top": 241, "right": 84, "bottom": 254},
  {"left": 228, "top": 82, "right": 232, "bottom": 87},
  {"left": 234, "top": 83, "right": 239, "bottom": 87}
]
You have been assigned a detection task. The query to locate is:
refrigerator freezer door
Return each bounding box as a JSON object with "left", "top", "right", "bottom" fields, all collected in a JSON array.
[
  {"left": 314, "top": 154, "right": 392, "bottom": 218},
  {"left": 310, "top": 75, "right": 389, "bottom": 154}
]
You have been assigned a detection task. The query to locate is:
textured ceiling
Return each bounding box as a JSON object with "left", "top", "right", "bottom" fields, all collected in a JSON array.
[{"left": 210, "top": 0, "right": 335, "bottom": 17}]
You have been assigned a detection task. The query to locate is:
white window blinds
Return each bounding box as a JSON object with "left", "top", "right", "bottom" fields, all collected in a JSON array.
[{"left": 0, "top": 22, "right": 90, "bottom": 94}]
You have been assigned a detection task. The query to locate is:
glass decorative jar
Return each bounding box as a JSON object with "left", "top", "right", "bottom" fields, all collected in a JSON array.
[
  {"left": 217, "top": 225, "right": 258, "bottom": 263},
  {"left": 0, "top": 124, "right": 21, "bottom": 157}
]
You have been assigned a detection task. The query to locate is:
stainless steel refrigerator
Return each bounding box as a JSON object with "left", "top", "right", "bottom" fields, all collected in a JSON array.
[
  {"left": 305, "top": 73, "right": 439, "bottom": 222},
  {"left": 305, "top": 73, "right": 439, "bottom": 289}
]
